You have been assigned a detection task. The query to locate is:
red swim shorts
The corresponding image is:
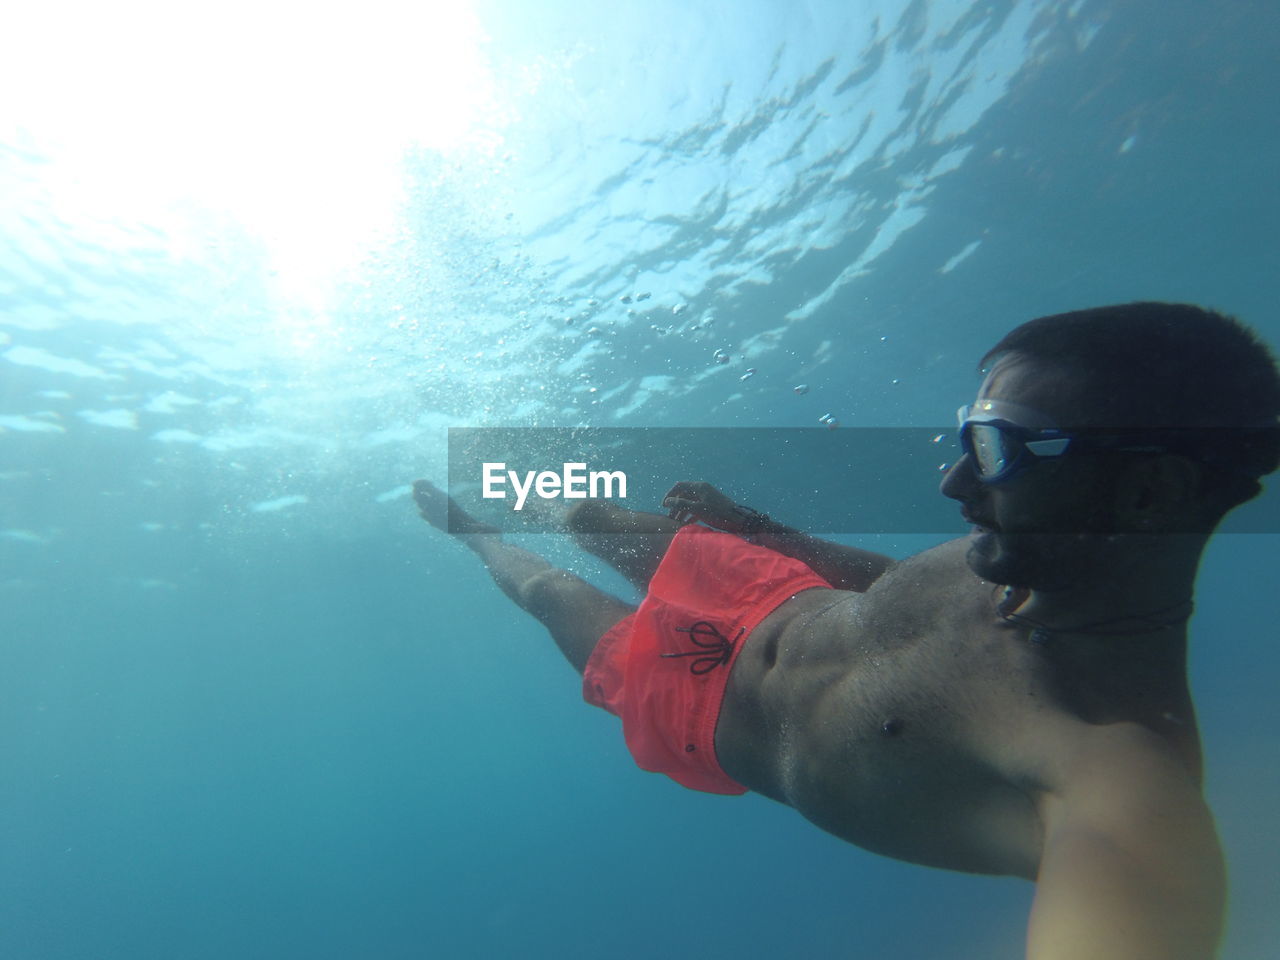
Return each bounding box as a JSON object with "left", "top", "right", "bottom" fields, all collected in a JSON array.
[{"left": 583, "top": 524, "right": 832, "bottom": 795}]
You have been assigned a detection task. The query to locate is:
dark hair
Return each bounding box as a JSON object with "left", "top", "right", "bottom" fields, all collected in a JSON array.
[{"left": 982, "top": 302, "right": 1280, "bottom": 509}]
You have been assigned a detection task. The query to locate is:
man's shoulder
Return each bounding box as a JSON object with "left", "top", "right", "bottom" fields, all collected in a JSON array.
[
  {"left": 1010, "top": 716, "right": 1198, "bottom": 800},
  {"left": 870, "top": 535, "right": 977, "bottom": 586},
  {"left": 920, "top": 536, "right": 979, "bottom": 576}
]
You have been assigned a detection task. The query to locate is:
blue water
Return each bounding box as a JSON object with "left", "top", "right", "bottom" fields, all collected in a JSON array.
[{"left": 2, "top": 1, "right": 1277, "bottom": 957}]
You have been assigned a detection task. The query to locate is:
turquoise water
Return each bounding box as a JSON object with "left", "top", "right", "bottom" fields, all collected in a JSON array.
[{"left": 2, "top": 1, "right": 1277, "bottom": 957}]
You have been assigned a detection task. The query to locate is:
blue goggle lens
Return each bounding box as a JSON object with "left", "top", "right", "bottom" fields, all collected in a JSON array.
[{"left": 964, "top": 422, "right": 1014, "bottom": 479}]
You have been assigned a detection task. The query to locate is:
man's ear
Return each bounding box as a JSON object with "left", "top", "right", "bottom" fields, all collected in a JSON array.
[{"left": 1120, "top": 455, "right": 1204, "bottom": 523}]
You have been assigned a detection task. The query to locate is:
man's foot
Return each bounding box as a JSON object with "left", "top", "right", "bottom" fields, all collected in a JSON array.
[{"left": 412, "top": 480, "right": 501, "bottom": 536}]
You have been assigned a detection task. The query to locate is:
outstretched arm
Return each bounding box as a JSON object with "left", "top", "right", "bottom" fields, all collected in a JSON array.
[
  {"left": 1028, "top": 723, "right": 1225, "bottom": 960},
  {"left": 661, "top": 480, "right": 894, "bottom": 592}
]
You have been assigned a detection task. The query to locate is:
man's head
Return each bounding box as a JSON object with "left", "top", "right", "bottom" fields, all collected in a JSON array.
[{"left": 942, "top": 302, "right": 1280, "bottom": 590}]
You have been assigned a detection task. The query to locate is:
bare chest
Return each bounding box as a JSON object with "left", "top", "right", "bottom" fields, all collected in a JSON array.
[{"left": 717, "top": 551, "right": 1050, "bottom": 876}]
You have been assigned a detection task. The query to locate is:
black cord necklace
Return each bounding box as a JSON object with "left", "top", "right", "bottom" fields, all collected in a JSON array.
[{"left": 994, "top": 586, "right": 1194, "bottom": 644}]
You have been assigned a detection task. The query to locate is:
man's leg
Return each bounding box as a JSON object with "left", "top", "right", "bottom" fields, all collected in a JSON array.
[{"left": 414, "top": 481, "right": 634, "bottom": 674}]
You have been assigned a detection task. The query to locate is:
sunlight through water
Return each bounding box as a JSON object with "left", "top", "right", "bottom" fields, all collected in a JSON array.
[
  {"left": 2, "top": 0, "right": 1123, "bottom": 514},
  {"left": 2, "top": 0, "right": 497, "bottom": 309}
]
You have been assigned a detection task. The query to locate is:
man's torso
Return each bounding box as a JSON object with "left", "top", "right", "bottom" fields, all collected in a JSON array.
[{"left": 715, "top": 537, "right": 1198, "bottom": 879}]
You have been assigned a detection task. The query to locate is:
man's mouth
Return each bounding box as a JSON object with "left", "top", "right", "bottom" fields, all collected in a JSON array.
[{"left": 962, "top": 511, "right": 996, "bottom": 533}]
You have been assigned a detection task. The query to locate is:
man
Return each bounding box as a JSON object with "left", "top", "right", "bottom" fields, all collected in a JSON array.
[{"left": 414, "top": 303, "right": 1279, "bottom": 959}]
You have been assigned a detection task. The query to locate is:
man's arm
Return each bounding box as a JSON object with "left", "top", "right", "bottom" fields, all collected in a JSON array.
[
  {"left": 1029, "top": 723, "right": 1225, "bottom": 960},
  {"left": 661, "top": 480, "right": 894, "bottom": 591}
]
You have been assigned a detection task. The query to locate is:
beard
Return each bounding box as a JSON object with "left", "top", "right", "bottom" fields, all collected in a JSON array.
[
  {"left": 965, "top": 529, "right": 1122, "bottom": 592},
  {"left": 965, "top": 473, "right": 1130, "bottom": 591}
]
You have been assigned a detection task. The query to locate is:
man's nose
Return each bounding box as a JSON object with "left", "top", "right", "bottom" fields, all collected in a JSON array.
[{"left": 940, "top": 453, "right": 980, "bottom": 501}]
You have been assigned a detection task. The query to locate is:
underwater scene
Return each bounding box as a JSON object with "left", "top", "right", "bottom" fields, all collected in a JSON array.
[{"left": 2, "top": 1, "right": 1277, "bottom": 957}]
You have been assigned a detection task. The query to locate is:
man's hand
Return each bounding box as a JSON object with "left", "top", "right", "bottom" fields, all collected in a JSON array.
[
  {"left": 661, "top": 481, "right": 764, "bottom": 533},
  {"left": 662, "top": 479, "right": 893, "bottom": 591}
]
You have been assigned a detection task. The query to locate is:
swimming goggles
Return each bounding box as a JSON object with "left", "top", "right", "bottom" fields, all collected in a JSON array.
[{"left": 956, "top": 399, "right": 1177, "bottom": 484}]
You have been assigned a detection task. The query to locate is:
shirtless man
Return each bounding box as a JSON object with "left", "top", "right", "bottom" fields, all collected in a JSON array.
[{"left": 414, "top": 303, "right": 1279, "bottom": 959}]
